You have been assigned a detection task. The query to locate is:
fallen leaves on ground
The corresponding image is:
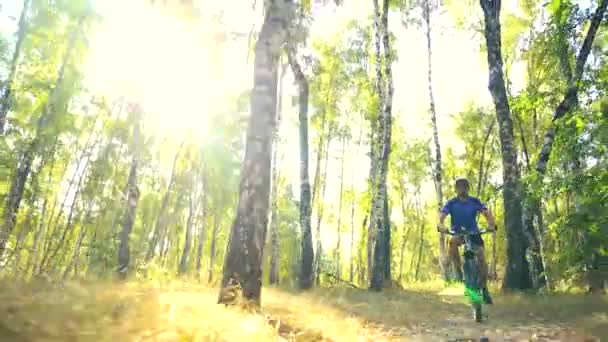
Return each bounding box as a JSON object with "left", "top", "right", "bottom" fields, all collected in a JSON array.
[{"left": 0, "top": 279, "right": 605, "bottom": 341}]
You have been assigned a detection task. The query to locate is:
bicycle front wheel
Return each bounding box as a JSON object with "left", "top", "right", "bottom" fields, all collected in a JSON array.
[{"left": 463, "top": 257, "right": 483, "bottom": 303}]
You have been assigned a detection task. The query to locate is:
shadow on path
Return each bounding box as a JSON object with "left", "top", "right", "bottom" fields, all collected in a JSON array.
[{"left": 269, "top": 286, "right": 608, "bottom": 341}]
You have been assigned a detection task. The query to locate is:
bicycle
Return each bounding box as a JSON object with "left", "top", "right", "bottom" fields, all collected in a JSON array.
[{"left": 443, "top": 228, "right": 493, "bottom": 323}]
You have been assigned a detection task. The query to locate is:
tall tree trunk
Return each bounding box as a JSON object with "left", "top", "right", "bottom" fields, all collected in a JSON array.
[
  {"left": 398, "top": 182, "right": 412, "bottom": 282},
  {"left": 288, "top": 47, "right": 314, "bottom": 290},
  {"left": 195, "top": 180, "right": 207, "bottom": 281},
  {"left": 208, "top": 214, "right": 220, "bottom": 283},
  {"left": 479, "top": 0, "right": 531, "bottom": 290},
  {"left": 117, "top": 109, "right": 141, "bottom": 279},
  {"left": 370, "top": 0, "right": 394, "bottom": 291},
  {"left": 314, "top": 135, "right": 332, "bottom": 285},
  {"left": 367, "top": 0, "right": 385, "bottom": 283},
  {"left": 476, "top": 120, "right": 495, "bottom": 197},
  {"left": 335, "top": 135, "right": 348, "bottom": 278},
  {"left": 0, "top": 14, "right": 85, "bottom": 261},
  {"left": 179, "top": 185, "right": 197, "bottom": 276},
  {"left": 146, "top": 141, "right": 184, "bottom": 262},
  {"left": 422, "top": 0, "right": 448, "bottom": 281},
  {"left": 268, "top": 148, "right": 280, "bottom": 285},
  {"left": 27, "top": 196, "right": 48, "bottom": 277},
  {"left": 366, "top": 134, "right": 376, "bottom": 284},
  {"left": 269, "top": 62, "right": 286, "bottom": 285},
  {"left": 11, "top": 203, "right": 34, "bottom": 275},
  {"left": 414, "top": 222, "right": 425, "bottom": 282},
  {"left": 412, "top": 190, "right": 424, "bottom": 281},
  {"left": 0, "top": 0, "right": 31, "bottom": 135},
  {"left": 63, "top": 202, "right": 93, "bottom": 280},
  {"left": 218, "top": 0, "right": 288, "bottom": 306},
  {"left": 349, "top": 120, "right": 364, "bottom": 283}
]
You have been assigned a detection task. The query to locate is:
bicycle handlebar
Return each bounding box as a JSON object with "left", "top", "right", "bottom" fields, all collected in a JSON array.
[{"left": 441, "top": 228, "right": 496, "bottom": 236}]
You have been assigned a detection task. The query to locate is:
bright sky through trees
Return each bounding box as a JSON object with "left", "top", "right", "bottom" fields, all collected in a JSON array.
[{"left": 75, "top": 0, "right": 527, "bottom": 248}]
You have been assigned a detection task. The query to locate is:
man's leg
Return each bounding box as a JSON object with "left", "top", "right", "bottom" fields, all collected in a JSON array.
[
  {"left": 449, "top": 236, "right": 463, "bottom": 281},
  {"left": 476, "top": 246, "right": 488, "bottom": 287},
  {"left": 475, "top": 245, "right": 493, "bottom": 304}
]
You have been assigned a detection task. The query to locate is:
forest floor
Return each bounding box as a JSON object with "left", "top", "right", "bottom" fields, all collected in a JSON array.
[{"left": 0, "top": 279, "right": 605, "bottom": 342}]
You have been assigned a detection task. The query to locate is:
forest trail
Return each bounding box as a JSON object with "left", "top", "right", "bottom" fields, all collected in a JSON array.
[{"left": 0, "top": 280, "right": 605, "bottom": 342}]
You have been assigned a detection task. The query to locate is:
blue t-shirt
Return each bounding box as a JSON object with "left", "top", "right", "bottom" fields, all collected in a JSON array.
[{"left": 441, "top": 196, "right": 487, "bottom": 233}]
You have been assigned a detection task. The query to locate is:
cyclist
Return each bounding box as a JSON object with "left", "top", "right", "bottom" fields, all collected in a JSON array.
[{"left": 437, "top": 177, "right": 496, "bottom": 305}]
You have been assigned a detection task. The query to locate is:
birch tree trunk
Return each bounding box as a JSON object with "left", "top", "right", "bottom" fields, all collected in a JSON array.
[
  {"left": 208, "top": 214, "right": 220, "bottom": 283},
  {"left": 348, "top": 119, "right": 364, "bottom": 283},
  {"left": 218, "top": 0, "right": 289, "bottom": 306},
  {"left": 269, "top": 62, "right": 287, "bottom": 285},
  {"left": 422, "top": 0, "right": 448, "bottom": 281},
  {"left": 179, "top": 183, "right": 198, "bottom": 276},
  {"left": 370, "top": 0, "right": 394, "bottom": 291},
  {"left": 288, "top": 46, "right": 314, "bottom": 290},
  {"left": 479, "top": 0, "right": 530, "bottom": 290},
  {"left": 335, "top": 134, "right": 348, "bottom": 278},
  {"left": 314, "top": 135, "right": 332, "bottom": 285},
  {"left": 398, "top": 182, "right": 412, "bottom": 282},
  {"left": 195, "top": 176, "right": 207, "bottom": 281},
  {"left": 0, "top": 0, "right": 31, "bottom": 135}
]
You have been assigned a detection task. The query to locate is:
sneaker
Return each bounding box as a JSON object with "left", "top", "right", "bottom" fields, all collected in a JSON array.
[{"left": 482, "top": 287, "right": 493, "bottom": 305}]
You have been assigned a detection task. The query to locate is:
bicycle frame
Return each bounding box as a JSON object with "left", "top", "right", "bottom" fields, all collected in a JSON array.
[{"left": 447, "top": 229, "right": 490, "bottom": 305}]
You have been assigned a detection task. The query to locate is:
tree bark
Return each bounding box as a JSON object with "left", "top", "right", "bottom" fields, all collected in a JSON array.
[
  {"left": 208, "top": 214, "right": 221, "bottom": 283},
  {"left": 398, "top": 182, "right": 412, "bottom": 282},
  {"left": 268, "top": 164, "right": 280, "bottom": 285},
  {"left": 179, "top": 179, "right": 198, "bottom": 276},
  {"left": 195, "top": 176, "right": 208, "bottom": 281},
  {"left": 479, "top": 0, "right": 531, "bottom": 290},
  {"left": 370, "top": 0, "right": 394, "bottom": 291},
  {"left": 414, "top": 194, "right": 425, "bottom": 282},
  {"left": 314, "top": 135, "right": 332, "bottom": 286},
  {"left": 335, "top": 134, "right": 348, "bottom": 278},
  {"left": 349, "top": 119, "right": 364, "bottom": 283},
  {"left": 0, "top": 0, "right": 31, "bottom": 135},
  {"left": 422, "top": 0, "right": 448, "bottom": 281},
  {"left": 269, "top": 62, "right": 286, "bottom": 285},
  {"left": 218, "top": 0, "right": 289, "bottom": 306},
  {"left": 0, "top": 15, "right": 84, "bottom": 261},
  {"left": 287, "top": 47, "right": 314, "bottom": 290}
]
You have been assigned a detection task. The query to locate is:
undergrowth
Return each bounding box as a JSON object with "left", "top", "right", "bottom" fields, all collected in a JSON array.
[{"left": 0, "top": 278, "right": 605, "bottom": 341}]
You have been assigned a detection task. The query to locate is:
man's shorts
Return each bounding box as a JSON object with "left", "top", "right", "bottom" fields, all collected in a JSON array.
[{"left": 451, "top": 234, "right": 485, "bottom": 248}]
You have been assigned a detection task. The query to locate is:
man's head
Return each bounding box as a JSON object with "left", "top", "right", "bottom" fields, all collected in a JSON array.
[{"left": 455, "top": 177, "right": 470, "bottom": 197}]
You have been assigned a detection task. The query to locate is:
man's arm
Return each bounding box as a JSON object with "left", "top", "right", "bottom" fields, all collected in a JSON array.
[
  {"left": 438, "top": 201, "right": 450, "bottom": 233},
  {"left": 481, "top": 208, "right": 497, "bottom": 231}
]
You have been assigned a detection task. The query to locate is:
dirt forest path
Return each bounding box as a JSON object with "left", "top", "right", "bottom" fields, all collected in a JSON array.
[{"left": 0, "top": 280, "right": 605, "bottom": 341}]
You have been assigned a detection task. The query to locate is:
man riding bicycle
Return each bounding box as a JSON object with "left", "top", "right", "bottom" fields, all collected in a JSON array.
[{"left": 438, "top": 177, "right": 496, "bottom": 305}]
